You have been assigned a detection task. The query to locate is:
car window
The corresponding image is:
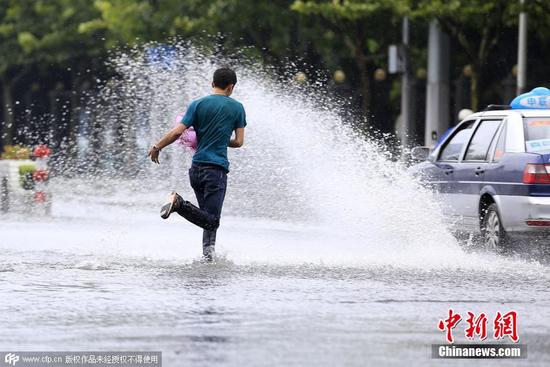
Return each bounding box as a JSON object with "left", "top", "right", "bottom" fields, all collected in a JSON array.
[
  {"left": 491, "top": 123, "right": 507, "bottom": 162},
  {"left": 524, "top": 118, "right": 550, "bottom": 152},
  {"left": 464, "top": 120, "right": 502, "bottom": 161},
  {"left": 438, "top": 120, "right": 475, "bottom": 161}
]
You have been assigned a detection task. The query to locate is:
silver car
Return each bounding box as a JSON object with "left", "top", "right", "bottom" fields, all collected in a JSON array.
[{"left": 411, "top": 107, "right": 550, "bottom": 251}]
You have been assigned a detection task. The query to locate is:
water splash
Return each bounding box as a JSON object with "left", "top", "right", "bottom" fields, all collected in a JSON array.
[
  {"left": 49, "top": 41, "right": 467, "bottom": 268},
  {"left": 2, "top": 43, "right": 549, "bottom": 367}
]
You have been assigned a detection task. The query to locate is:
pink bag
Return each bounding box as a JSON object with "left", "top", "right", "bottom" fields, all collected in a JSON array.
[{"left": 175, "top": 112, "right": 197, "bottom": 152}]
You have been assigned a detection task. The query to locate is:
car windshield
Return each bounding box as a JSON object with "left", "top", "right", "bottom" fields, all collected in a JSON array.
[{"left": 524, "top": 117, "right": 550, "bottom": 152}]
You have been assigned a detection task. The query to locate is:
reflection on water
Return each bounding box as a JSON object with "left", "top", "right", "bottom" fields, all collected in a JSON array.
[{"left": 1, "top": 218, "right": 550, "bottom": 366}]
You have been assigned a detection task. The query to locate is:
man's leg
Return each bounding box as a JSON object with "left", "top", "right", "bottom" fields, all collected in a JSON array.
[
  {"left": 193, "top": 166, "right": 227, "bottom": 259},
  {"left": 170, "top": 197, "right": 220, "bottom": 230},
  {"left": 160, "top": 165, "right": 227, "bottom": 259},
  {"left": 188, "top": 165, "right": 227, "bottom": 259},
  {"left": 187, "top": 167, "right": 216, "bottom": 259},
  {"left": 189, "top": 166, "right": 217, "bottom": 259},
  {"left": 158, "top": 165, "right": 220, "bottom": 230},
  {"left": 202, "top": 230, "right": 217, "bottom": 260}
]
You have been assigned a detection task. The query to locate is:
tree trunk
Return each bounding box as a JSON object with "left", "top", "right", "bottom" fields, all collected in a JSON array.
[
  {"left": 1, "top": 80, "right": 15, "bottom": 149},
  {"left": 354, "top": 46, "right": 371, "bottom": 124},
  {"left": 67, "top": 69, "right": 82, "bottom": 170},
  {"left": 470, "top": 67, "right": 480, "bottom": 112}
]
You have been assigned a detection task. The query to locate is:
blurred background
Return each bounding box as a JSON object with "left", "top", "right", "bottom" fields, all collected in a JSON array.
[{"left": 1, "top": 0, "right": 549, "bottom": 163}]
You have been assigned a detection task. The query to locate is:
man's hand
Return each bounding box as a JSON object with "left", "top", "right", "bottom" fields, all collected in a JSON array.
[
  {"left": 148, "top": 146, "right": 161, "bottom": 164},
  {"left": 229, "top": 128, "right": 245, "bottom": 148},
  {"left": 147, "top": 124, "right": 188, "bottom": 165}
]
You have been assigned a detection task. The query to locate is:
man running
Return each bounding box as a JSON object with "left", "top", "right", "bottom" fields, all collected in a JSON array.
[{"left": 147, "top": 67, "right": 246, "bottom": 261}]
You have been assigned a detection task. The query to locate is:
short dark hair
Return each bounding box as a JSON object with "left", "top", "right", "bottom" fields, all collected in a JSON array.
[{"left": 213, "top": 68, "right": 237, "bottom": 89}]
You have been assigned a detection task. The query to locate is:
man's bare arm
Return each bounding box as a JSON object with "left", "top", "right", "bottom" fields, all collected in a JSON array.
[
  {"left": 155, "top": 124, "right": 187, "bottom": 150},
  {"left": 229, "top": 128, "right": 245, "bottom": 148},
  {"left": 147, "top": 124, "right": 187, "bottom": 164}
]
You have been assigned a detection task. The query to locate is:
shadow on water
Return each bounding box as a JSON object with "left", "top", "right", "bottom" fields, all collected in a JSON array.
[{"left": 455, "top": 232, "right": 550, "bottom": 265}]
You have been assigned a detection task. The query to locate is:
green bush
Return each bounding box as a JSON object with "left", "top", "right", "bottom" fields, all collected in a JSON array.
[
  {"left": 1, "top": 145, "right": 31, "bottom": 160},
  {"left": 19, "top": 164, "right": 36, "bottom": 190}
]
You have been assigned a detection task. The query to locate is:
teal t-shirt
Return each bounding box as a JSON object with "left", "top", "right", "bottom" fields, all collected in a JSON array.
[{"left": 181, "top": 94, "right": 247, "bottom": 172}]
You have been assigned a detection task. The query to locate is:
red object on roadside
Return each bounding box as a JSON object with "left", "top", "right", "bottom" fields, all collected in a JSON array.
[
  {"left": 32, "top": 170, "right": 49, "bottom": 182},
  {"left": 34, "top": 191, "right": 47, "bottom": 203},
  {"left": 33, "top": 145, "right": 51, "bottom": 158}
]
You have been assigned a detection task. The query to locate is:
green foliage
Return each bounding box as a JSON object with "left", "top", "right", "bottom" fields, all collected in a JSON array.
[
  {"left": 400, "top": 0, "right": 519, "bottom": 110},
  {"left": 1, "top": 145, "right": 30, "bottom": 160},
  {"left": 406, "top": 0, "right": 518, "bottom": 24},
  {"left": 291, "top": 0, "right": 388, "bottom": 20},
  {"left": 18, "top": 163, "right": 36, "bottom": 190},
  {"left": 80, "top": 0, "right": 154, "bottom": 46},
  {"left": 18, "top": 164, "right": 36, "bottom": 174},
  {"left": 2, "top": 0, "right": 550, "bottom": 137},
  {"left": 0, "top": 0, "right": 106, "bottom": 78},
  {"left": 290, "top": 0, "right": 401, "bottom": 115},
  {"left": 78, "top": 0, "right": 215, "bottom": 46}
]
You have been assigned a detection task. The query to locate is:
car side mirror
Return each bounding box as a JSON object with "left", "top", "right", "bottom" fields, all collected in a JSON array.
[{"left": 410, "top": 146, "right": 431, "bottom": 162}]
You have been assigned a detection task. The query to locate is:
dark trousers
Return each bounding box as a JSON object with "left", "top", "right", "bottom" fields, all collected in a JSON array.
[{"left": 187, "top": 163, "right": 227, "bottom": 257}]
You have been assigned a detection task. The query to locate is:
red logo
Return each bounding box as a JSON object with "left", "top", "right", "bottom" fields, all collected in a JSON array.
[
  {"left": 438, "top": 309, "right": 462, "bottom": 343},
  {"left": 438, "top": 309, "right": 519, "bottom": 343},
  {"left": 494, "top": 311, "right": 519, "bottom": 342},
  {"left": 465, "top": 311, "right": 488, "bottom": 341}
]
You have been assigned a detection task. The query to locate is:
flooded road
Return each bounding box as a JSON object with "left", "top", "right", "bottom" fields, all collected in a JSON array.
[
  {"left": 2, "top": 45, "right": 550, "bottom": 366},
  {"left": 1, "top": 199, "right": 550, "bottom": 366}
]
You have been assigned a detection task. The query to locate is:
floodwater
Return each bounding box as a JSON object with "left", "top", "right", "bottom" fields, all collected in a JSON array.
[
  {"left": 1, "top": 183, "right": 550, "bottom": 367},
  {"left": 2, "top": 44, "right": 550, "bottom": 366}
]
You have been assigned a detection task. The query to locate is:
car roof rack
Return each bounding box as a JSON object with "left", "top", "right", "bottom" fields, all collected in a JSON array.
[{"left": 484, "top": 104, "right": 511, "bottom": 111}]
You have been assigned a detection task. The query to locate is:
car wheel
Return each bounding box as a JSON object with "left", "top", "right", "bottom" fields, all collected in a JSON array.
[{"left": 481, "top": 203, "right": 507, "bottom": 252}]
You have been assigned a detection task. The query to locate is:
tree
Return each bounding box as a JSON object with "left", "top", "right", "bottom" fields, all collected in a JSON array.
[
  {"left": 0, "top": 0, "right": 104, "bottom": 148},
  {"left": 291, "top": 0, "right": 401, "bottom": 120},
  {"left": 79, "top": 0, "right": 319, "bottom": 69},
  {"left": 405, "top": 0, "right": 519, "bottom": 111},
  {"left": 78, "top": 0, "right": 216, "bottom": 46}
]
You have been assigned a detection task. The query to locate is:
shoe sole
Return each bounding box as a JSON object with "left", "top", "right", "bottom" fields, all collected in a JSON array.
[{"left": 160, "top": 192, "right": 178, "bottom": 219}]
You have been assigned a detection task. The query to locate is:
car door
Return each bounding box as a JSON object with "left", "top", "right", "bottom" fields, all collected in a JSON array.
[
  {"left": 432, "top": 119, "right": 477, "bottom": 223},
  {"left": 452, "top": 119, "right": 504, "bottom": 229}
]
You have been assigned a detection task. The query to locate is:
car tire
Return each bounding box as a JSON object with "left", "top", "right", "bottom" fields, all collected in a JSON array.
[{"left": 481, "top": 203, "right": 508, "bottom": 253}]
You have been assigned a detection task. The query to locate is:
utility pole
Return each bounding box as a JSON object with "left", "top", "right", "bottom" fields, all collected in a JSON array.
[
  {"left": 517, "top": 0, "right": 528, "bottom": 95},
  {"left": 424, "top": 20, "right": 450, "bottom": 147},
  {"left": 400, "top": 17, "right": 412, "bottom": 147}
]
